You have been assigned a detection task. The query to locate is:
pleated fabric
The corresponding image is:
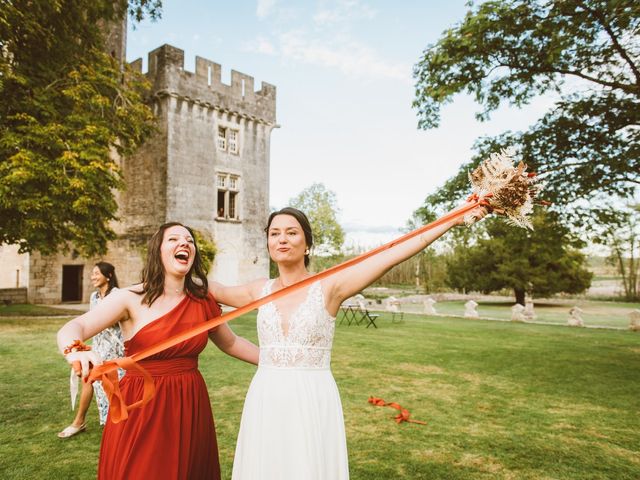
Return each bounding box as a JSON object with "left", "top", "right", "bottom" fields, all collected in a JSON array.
[
  {"left": 232, "top": 280, "right": 349, "bottom": 480},
  {"left": 232, "top": 366, "right": 349, "bottom": 480},
  {"left": 98, "top": 294, "right": 221, "bottom": 480}
]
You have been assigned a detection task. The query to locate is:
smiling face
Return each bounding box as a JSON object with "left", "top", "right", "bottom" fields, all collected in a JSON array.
[
  {"left": 267, "top": 214, "right": 309, "bottom": 266},
  {"left": 90, "top": 266, "right": 108, "bottom": 289},
  {"left": 160, "top": 225, "right": 196, "bottom": 277}
]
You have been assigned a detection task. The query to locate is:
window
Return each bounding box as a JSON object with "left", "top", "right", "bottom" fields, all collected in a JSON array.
[
  {"left": 229, "top": 191, "right": 237, "bottom": 218},
  {"left": 217, "top": 127, "right": 227, "bottom": 151},
  {"left": 216, "top": 126, "right": 239, "bottom": 155},
  {"left": 228, "top": 129, "right": 238, "bottom": 154},
  {"left": 216, "top": 173, "right": 240, "bottom": 220},
  {"left": 217, "top": 190, "right": 225, "bottom": 218}
]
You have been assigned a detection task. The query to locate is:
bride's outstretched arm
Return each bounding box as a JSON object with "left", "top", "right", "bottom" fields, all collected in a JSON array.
[{"left": 326, "top": 201, "right": 487, "bottom": 310}]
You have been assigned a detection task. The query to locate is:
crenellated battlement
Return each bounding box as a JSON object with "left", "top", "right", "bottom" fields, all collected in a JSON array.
[{"left": 131, "top": 44, "right": 276, "bottom": 124}]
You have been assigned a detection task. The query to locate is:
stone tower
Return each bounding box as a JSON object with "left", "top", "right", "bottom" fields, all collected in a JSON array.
[
  {"left": 122, "top": 44, "right": 277, "bottom": 285},
  {"left": 0, "top": 42, "right": 276, "bottom": 303}
]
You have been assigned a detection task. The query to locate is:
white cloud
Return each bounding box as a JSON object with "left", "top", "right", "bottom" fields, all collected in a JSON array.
[
  {"left": 277, "top": 30, "right": 409, "bottom": 81},
  {"left": 250, "top": 2, "right": 400, "bottom": 81},
  {"left": 313, "top": 0, "right": 377, "bottom": 27},
  {"left": 242, "top": 36, "right": 277, "bottom": 55},
  {"left": 257, "top": 0, "right": 277, "bottom": 18}
]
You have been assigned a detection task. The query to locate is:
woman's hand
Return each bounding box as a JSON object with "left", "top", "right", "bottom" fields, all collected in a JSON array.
[
  {"left": 453, "top": 201, "right": 491, "bottom": 226},
  {"left": 66, "top": 350, "right": 104, "bottom": 379}
]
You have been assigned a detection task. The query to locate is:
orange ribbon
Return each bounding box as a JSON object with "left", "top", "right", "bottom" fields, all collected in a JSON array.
[
  {"left": 368, "top": 396, "right": 427, "bottom": 425},
  {"left": 89, "top": 199, "right": 483, "bottom": 423},
  {"left": 92, "top": 357, "right": 155, "bottom": 423}
]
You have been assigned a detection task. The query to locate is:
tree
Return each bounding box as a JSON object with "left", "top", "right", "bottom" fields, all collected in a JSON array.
[
  {"left": 375, "top": 208, "right": 449, "bottom": 292},
  {"left": 413, "top": 0, "right": 639, "bottom": 219},
  {"left": 0, "top": 0, "right": 161, "bottom": 256},
  {"left": 597, "top": 204, "right": 640, "bottom": 301},
  {"left": 193, "top": 229, "right": 217, "bottom": 275},
  {"left": 445, "top": 210, "right": 593, "bottom": 304},
  {"left": 288, "top": 183, "right": 345, "bottom": 257}
]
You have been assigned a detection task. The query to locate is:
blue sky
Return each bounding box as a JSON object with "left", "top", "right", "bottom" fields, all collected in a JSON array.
[{"left": 127, "top": 1, "right": 551, "bottom": 248}]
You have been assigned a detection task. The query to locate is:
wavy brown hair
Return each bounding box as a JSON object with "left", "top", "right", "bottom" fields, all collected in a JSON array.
[
  {"left": 138, "top": 222, "right": 209, "bottom": 306},
  {"left": 265, "top": 207, "right": 314, "bottom": 268}
]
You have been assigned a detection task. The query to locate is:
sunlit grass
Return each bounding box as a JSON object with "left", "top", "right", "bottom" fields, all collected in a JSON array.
[
  {"left": 1, "top": 313, "right": 639, "bottom": 479},
  {"left": 0, "top": 303, "right": 80, "bottom": 316}
]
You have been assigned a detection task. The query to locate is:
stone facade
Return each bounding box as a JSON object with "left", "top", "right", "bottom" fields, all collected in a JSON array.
[
  {"left": 0, "top": 43, "right": 276, "bottom": 303},
  {"left": 0, "top": 288, "right": 27, "bottom": 305},
  {"left": 125, "top": 44, "right": 276, "bottom": 286}
]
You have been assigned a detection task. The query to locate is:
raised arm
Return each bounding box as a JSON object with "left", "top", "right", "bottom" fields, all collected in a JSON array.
[
  {"left": 209, "top": 278, "right": 266, "bottom": 308},
  {"left": 325, "top": 202, "right": 486, "bottom": 312}
]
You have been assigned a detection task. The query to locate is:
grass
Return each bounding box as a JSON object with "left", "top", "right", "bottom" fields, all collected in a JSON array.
[
  {"left": 397, "top": 299, "right": 640, "bottom": 329},
  {"left": 1, "top": 313, "right": 639, "bottom": 479},
  {"left": 0, "top": 303, "right": 82, "bottom": 317}
]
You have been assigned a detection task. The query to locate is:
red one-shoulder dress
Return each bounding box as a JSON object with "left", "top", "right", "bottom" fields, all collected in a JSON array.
[{"left": 98, "top": 294, "right": 221, "bottom": 480}]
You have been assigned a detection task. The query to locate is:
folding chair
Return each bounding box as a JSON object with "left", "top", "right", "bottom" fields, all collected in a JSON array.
[
  {"left": 338, "top": 304, "right": 358, "bottom": 326},
  {"left": 357, "top": 300, "right": 380, "bottom": 328},
  {"left": 385, "top": 297, "right": 404, "bottom": 322}
]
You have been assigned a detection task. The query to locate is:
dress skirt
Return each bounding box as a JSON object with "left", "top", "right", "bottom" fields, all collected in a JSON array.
[
  {"left": 98, "top": 294, "right": 222, "bottom": 480},
  {"left": 232, "top": 366, "right": 349, "bottom": 480}
]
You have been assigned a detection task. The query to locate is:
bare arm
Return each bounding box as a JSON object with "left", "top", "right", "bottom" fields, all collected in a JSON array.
[
  {"left": 325, "top": 202, "right": 486, "bottom": 312},
  {"left": 209, "top": 279, "right": 266, "bottom": 308},
  {"left": 56, "top": 289, "right": 130, "bottom": 377},
  {"left": 209, "top": 324, "right": 259, "bottom": 365}
]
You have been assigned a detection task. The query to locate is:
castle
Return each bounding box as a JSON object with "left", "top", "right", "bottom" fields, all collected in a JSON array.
[{"left": 0, "top": 37, "right": 277, "bottom": 303}]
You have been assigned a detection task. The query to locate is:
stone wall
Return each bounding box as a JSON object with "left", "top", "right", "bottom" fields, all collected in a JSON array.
[
  {"left": 27, "top": 238, "right": 145, "bottom": 305},
  {"left": 0, "top": 288, "right": 27, "bottom": 305},
  {"left": 8, "top": 43, "right": 276, "bottom": 303},
  {"left": 128, "top": 44, "right": 276, "bottom": 285},
  {"left": 28, "top": 250, "right": 84, "bottom": 304},
  {"left": 133, "top": 45, "right": 277, "bottom": 124}
]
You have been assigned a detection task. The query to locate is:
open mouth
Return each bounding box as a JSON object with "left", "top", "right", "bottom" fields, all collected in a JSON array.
[{"left": 174, "top": 251, "right": 190, "bottom": 264}]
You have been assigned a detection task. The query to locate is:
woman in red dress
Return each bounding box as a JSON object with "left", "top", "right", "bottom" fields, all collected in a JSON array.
[{"left": 57, "top": 222, "right": 259, "bottom": 479}]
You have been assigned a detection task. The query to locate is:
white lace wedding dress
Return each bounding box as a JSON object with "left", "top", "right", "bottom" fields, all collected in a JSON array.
[{"left": 232, "top": 279, "right": 349, "bottom": 479}]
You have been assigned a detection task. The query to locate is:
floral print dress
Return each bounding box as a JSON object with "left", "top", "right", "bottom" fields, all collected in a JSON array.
[{"left": 90, "top": 289, "right": 125, "bottom": 425}]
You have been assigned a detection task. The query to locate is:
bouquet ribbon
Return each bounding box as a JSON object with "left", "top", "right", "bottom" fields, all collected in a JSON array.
[{"left": 89, "top": 199, "right": 486, "bottom": 423}]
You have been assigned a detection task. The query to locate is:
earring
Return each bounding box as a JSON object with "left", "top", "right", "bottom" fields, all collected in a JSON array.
[{"left": 304, "top": 248, "right": 310, "bottom": 255}]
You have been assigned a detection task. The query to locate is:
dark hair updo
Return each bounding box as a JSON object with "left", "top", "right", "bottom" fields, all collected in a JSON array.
[
  {"left": 95, "top": 261, "right": 119, "bottom": 296},
  {"left": 265, "top": 207, "right": 313, "bottom": 267}
]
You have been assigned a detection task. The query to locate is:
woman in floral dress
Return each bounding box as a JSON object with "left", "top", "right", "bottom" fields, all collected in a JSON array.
[{"left": 58, "top": 262, "right": 123, "bottom": 437}]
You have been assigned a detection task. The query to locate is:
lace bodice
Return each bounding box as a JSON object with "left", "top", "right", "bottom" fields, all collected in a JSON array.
[{"left": 257, "top": 280, "right": 336, "bottom": 369}]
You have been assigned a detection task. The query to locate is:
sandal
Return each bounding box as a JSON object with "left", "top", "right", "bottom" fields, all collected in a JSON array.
[{"left": 57, "top": 422, "right": 87, "bottom": 438}]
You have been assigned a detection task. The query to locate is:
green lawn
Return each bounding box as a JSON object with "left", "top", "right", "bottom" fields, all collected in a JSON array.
[
  {"left": 398, "top": 299, "right": 639, "bottom": 329},
  {"left": 1, "top": 313, "right": 639, "bottom": 479},
  {"left": 0, "top": 303, "right": 83, "bottom": 316}
]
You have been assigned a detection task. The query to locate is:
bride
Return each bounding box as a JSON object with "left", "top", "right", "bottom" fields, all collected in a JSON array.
[{"left": 212, "top": 204, "right": 486, "bottom": 479}]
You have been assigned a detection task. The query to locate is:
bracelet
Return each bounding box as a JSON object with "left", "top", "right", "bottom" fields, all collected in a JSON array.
[{"left": 63, "top": 340, "right": 91, "bottom": 355}]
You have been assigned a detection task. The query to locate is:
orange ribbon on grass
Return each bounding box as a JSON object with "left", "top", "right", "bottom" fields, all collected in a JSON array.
[
  {"left": 89, "top": 199, "right": 487, "bottom": 423},
  {"left": 368, "top": 396, "right": 427, "bottom": 425}
]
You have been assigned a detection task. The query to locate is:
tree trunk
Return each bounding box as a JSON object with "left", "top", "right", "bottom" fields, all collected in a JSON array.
[{"left": 514, "top": 288, "right": 526, "bottom": 306}]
